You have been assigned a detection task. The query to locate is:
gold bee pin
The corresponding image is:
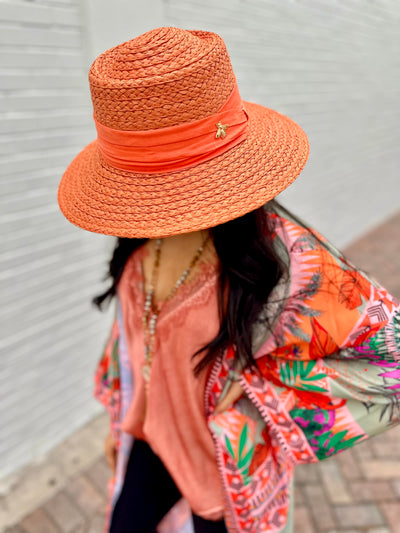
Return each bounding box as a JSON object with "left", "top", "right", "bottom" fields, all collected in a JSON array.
[{"left": 216, "top": 121, "right": 229, "bottom": 139}]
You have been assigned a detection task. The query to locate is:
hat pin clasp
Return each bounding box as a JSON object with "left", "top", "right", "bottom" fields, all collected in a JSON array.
[{"left": 216, "top": 121, "right": 229, "bottom": 139}]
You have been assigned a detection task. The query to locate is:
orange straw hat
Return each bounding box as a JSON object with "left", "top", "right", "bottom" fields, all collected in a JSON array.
[{"left": 58, "top": 27, "right": 309, "bottom": 238}]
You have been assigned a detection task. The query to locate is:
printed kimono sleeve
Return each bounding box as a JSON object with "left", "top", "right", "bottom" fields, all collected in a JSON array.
[
  {"left": 315, "top": 255, "right": 400, "bottom": 449},
  {"left": 259, "top": 217, "right": 400, "bottom": 461},
  {"left": 93, "top": 303, "right": 122, "bottom": 443}
]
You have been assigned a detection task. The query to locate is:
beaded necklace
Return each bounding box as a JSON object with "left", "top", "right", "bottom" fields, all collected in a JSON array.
[{"left": 141, "top": 233, "right": 211, "bottom": 385}]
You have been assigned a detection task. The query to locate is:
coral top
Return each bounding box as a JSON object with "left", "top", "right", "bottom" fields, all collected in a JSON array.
[{"left": 117, "top": 243, "right": 225, "bottom": 520}]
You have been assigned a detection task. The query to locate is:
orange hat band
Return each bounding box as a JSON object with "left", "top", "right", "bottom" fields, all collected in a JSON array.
[{"left": 94, "top": 83, "right": 249, "bottom": 174}]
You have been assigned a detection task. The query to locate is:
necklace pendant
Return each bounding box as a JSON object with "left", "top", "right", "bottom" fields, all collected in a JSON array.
[{"left": 142, "top": 362, "right": 152, "bottom": 383}]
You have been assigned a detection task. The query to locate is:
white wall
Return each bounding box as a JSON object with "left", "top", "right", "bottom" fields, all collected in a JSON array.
[
  {"left": 83, "top": 0, "right": 165, "bottom": 63},
  {"left": 84, "top": 0, "right": 400, "bottom": 246},
  {"left": 1, "top": 0, "right": 399, "bottom": 480},
  {"left": 164, "top": 0, "right": 400, "bottom": 246},
  {"left": 0, "top": 0, "right": 113, "bottom": 479}
]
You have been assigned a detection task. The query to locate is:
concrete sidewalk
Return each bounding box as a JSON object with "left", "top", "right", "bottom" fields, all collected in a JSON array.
[{"left": 2, "top": 211, "right": 400, "bottom": 533}]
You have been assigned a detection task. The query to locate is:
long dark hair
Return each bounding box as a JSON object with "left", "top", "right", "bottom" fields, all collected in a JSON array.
[{"left": 93, "top": 199, "right": 288, "bottom": 376}]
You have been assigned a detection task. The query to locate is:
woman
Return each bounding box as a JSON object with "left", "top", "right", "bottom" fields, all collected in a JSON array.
[{"left": 57, "top": 27, "right": 400, "bottom": 533}]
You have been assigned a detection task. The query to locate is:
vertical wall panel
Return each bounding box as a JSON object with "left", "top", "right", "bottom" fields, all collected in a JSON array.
[
  {"left": 1, "top": 0, "right": 399, "bottom": 482},
  {"left": 165, "top": 0, "right": 400, "bottom": 246},
  {"left": 0, "top": 0, "right": 113, "bottom": 479}
]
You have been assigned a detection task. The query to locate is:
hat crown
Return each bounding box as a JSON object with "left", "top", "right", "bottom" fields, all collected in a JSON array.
[{"left": 89, "top": 27, "right": 236, "bottom": 131}]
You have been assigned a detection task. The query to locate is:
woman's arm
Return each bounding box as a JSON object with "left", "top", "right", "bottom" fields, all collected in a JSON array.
[{"left": 93, "top": 304, "right": 122, "bottom": 449}]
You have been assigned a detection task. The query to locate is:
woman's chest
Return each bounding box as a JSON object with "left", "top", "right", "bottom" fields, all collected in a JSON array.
[{"left": 140, "top": 238, "right": 219, "bottom": 307}]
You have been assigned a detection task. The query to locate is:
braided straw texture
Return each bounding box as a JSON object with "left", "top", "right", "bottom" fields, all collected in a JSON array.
[
  {"left": 89, "top": 27, "right": 235, "bottom": 130},
  {"left": 58, "top": 27, "right": 310, "bottom": 238}
]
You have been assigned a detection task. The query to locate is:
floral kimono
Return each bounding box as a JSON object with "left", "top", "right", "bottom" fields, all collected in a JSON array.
[{"left": 94, "top": 205, "right": 400, "bottom": 533}]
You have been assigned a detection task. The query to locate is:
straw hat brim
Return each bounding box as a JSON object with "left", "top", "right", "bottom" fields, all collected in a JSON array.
[{"left": 57, "top": 101, "right": 309, "bottom": 238}]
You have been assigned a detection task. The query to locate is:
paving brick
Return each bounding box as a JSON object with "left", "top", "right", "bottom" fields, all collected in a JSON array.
[
  {"left": 88, "top": 513, "right": 106, "bottom": 533},
  {"left": 360, "top": 460, "right": 400, "bottom": 480},
  {"left": 293, "top": 484, "right": 305, "bottom": 507},
  {"left": 64, "top": 474, "right": 106, "bottom": 517},
  {"left": 304, "top": 484, "right": 336, "bottom": 530},
  {"left": 86, "top": 412, "right": 109, "bottom": 437},
  {"left": 293, "top": 506, "right": 315, "bottom": 533},
  {"left": 43, "top": 491, "right": 85, "bottom": 532},
  {"left": 334, "top": 503, "right": 385, "bottom": 528},
  {"left": 84, "top": 457, "right": 110, "bottom": 497},
  {"left": 19, "top": 508, "right": 59, "bottom": 533},
  {"left": 349, "top": 480, "right": 394, "bottom": 502},
  {"left": 73, "top": 513, "right": 105, "bottom": 533},
  {"left": 319, "top": 459, "right": 353, "bottom": 504},
  {"left": 294, "top": 463, "right": 320, "bottom": 484},
  {"left": 392, "top": 479, "right": 400, "bottom": 498},
  {"left": 70, "top": 524, "right": 87, "bottom": 533},
  {"left": 380, "top": 502, "right": 400, "bottom": 533},
  {"left": 351, "top": 440, "right": 375, "bottom": 461},
  {"left": 0, "top": 460, "right": 64, "bottom": 530},
  {"left": 335, "top": 448, "right": 363, "bottom": 481},
  {"left": 3, "top": 525, "right": 24, "bottom": 533},
  {"left": 53, "top": 439, "right": 103, "bottom": 481},
  {"left": 366, "top": 528, "right": 392, "bottom": 533},
  {"left": 325, "top": 530, "right": 359, "bottom": 533},
  {"left": 370, "top": 434, "right": 400, "bottom": 458}
]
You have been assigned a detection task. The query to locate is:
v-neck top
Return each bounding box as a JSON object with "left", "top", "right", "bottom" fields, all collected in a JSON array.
[{"left": 117, "top": 243, "right": 225, "bottom": 520}]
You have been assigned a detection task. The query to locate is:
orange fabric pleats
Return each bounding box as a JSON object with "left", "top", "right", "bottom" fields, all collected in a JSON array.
[{"left": 94, "top": 83, "right": 248, "bottom": 173}]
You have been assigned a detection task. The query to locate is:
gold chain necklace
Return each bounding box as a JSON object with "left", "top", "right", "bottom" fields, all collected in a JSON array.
[{"left": 141, "top": 233, "right": 211, "bottom": 385}]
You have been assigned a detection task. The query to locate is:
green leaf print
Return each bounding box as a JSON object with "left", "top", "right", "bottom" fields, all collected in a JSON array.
[
  {"left": 238, "top": 422, "right": 248, "bottom": 459},
  {"left": 301, "top": 384, "right": 329, "bottom": 392},
  {"left": 238, "top": 448, "right": 255, "bottom": 470},
  {"left": 327, "top": 430, "right": 348, "bottom": 449},
  {"left": 111, "top": 338, "right": 119, "bottom": 378},
  {"left": 224, "top": 423, "right": 256, "bottom": 485},
  {"left": 292, "top": 360, "right": 299, "bottom": 381},
  {"left": 225, "top": 435, "right": 235, "bottom": 459},
  {"left": 314, "top": 430, "right": 364, "bottom": 460},
  {"left": 306, "top": 374, "right": 327, "bottom": 381},
  {"left": 280, "top": 360, "right": 329, "bottom": 392}
]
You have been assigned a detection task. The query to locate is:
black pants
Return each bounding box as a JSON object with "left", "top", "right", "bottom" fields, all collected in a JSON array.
[{"left": 110, "top": 439, "right": 227, "bottom": 533}]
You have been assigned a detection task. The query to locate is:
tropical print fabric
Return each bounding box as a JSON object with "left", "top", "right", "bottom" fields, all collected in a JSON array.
[
  {"left": 95, "top": 299, "right": 194, "bottom": 533},
  {"left": 94, "top": 206, "right": 400, "bottom": 533}
]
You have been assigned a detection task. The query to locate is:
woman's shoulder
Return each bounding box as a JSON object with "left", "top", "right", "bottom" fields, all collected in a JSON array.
[
  {"left": 265, "top": 203, "right": 364, "bottom": 281},
  {"left": 262, "top": 203, "right": 399, "bottom": 354},
  {"left": 266, "top": 203, "right": 335, "bottom": 256},
  {"left": 265, "top": 203, "right": 374, "bottom": 308}
]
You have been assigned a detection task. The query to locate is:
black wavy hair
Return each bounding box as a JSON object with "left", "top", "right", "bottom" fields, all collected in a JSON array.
[{"left": 92, "top": 199, "right": 289, "bottom": 376}]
